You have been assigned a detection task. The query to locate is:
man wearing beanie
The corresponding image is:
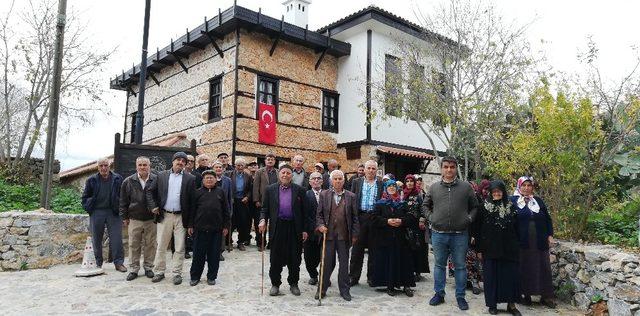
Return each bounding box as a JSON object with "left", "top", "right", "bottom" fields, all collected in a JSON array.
[
  {"left": 258, "top": 164, "right": 308, "bottom": 296},
  {"left": 147, "top": 151, "right": 196, "bottom": 285}
]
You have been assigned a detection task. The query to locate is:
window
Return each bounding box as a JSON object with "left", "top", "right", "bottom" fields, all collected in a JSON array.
[
  {"left": 130, "top": 112, "right": 137, "bottom": 143},
  {"left": 409, "top": 63, "right": 426, "bottom": 105},
  {"left": 346, "top": 146, "right": 361, "bottom": 160},
  {"left": 208, "top": 77, "right": 222, "bottom": 121},
  {"left": 257, "top": 75, "right": 279, "bottom": 119},
  {"left": 384, "top": 54, "right": 402, "bottom": 117},
  {"left": 433, "top": 71, "right": 448, "bottom": 100},
  {"left": 322, "top": 91, "right": 339, "bottom": 133}
]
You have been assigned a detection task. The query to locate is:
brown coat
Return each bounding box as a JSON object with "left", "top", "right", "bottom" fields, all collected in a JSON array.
[
  {"left": 252, "top": 167, "right": 278, "bottom": 204},
  {"left": 315, "top": 189, "right": 360, "bottom": 247}
]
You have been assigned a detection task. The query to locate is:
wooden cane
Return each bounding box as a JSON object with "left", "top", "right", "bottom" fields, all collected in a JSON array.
[
  {"left": 317, "top": 231, "right": 327, "bottom": 306},
  {"left": 261, "top": 229, "right": 266, "bottom": 296}
]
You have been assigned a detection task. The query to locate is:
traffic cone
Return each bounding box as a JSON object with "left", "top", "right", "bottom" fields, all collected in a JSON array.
[{"left": 74, "top": 236, "right": 105, "bottom": 277}]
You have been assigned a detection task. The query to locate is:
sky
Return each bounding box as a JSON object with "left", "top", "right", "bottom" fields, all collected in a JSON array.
[{"left": 4, "top": 0, "right": 638, "bottom": 170}]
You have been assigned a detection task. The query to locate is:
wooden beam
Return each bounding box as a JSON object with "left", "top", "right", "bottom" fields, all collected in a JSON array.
[
  {"left": 169, "top": 39, "right": 189, "bottom": 73},
  {"left": 315, "top": 48, "right": 327, "bottom": 70},
  {"left": 201, "top": 16, "right": 224, "bottom": 58},
  {"left": 149, "top": 73, "right": 160, "bottom": 86},
  {"left": 269, "top": 15, "right": 285, "bottom": 57},
  {"left": 127, "top": 86, "right": 137, "bottom": 97}
]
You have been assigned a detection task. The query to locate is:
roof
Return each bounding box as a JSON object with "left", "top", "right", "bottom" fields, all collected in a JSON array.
[
  {"left": 316, "top": 5, "right": 458, "bottom": 47},
  {"left": 377, "top": 145, "right": 435, "bottom": 160},
  {"left": 59, "top": 133, "right": 190, "bottom": 180},
  {"left": 111, "top": 5, "right": 351, "bottom": 90}
]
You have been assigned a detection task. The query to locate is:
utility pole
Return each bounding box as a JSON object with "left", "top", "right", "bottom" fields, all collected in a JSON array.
[
  {"left": 40, "top": 0, "right": 67, "bottom": 208},
  {"left": 134, "top": 0, "right": 151, "bottom": 144}
]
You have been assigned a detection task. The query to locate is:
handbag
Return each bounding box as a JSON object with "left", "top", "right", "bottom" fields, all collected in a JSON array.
[{"left": 405, "top": 228, "right": 421, "bottom": 251}]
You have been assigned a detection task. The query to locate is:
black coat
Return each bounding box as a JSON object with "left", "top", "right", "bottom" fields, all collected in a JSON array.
[
  {"left": 260, "top": 183, "right": 308, "bottom": 240},
  {"left": 369, "top": 201, "right": 417, "bottom": 248},
  {"left": 81, "top": 171, "right": 123, "bottom": 216},
  {"left": 304, "top": 189, "right": 322, "bottom": 241},
  {"left": 473, "top": 200, "right": 520, "bottom": 261},
  {"left": 350, "top": 177, "right": 384, "bottom": 212},
  {"left": 189, "top": 186, "right": 230, "bottom": 231}
]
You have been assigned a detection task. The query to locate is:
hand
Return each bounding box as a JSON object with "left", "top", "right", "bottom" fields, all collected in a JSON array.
[
  {"left": 151, "top": 207, "right": 160, "bottom": 215},
  {"left": 242, "top": 197, "right": 249, "bottom": 204},
  {"left": 395, "top": 219, "right": 402, "bottom": 226},
  {"left": 419, "top": 222, "right": 426, "bottom": 230},
  {"left": 318, "top": 225, "right": 328, "bottom": 234},
  {"left": 255, "top": 201, "right": 261, "bottom": 208},
  {"left": 258, "top": 220, "right": 266, "bottom": 234},
  {"left": 188, "top": 228, "right": 194, "bottom": 236},
  {"left": 302, "top": 232, "right": 308, "bottom": 242},
  {"left": 470, "top": 237, "right": 475, "bottom": 245},
  {"left": 387, "top": 218, "right": 395, "bottom": 226},
  {"left": 548, "top": 236, "right": 555, "bottom": 247},
  {"left": 352, "top": 237, "right": 357, "bottom": 246},
  {"left": 223, "top": 228, "right": 229, "bottom": 236},
  {"left": 122, "top": 219, "right": 130, "bottom": 226},
  {"left": 477, "top": 252, "right": 483, "bottom": 261}
]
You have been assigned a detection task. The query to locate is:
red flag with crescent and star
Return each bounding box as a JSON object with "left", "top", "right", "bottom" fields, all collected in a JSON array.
[{"left": 258, "top": 102, "right": 276, "bottom": 144}]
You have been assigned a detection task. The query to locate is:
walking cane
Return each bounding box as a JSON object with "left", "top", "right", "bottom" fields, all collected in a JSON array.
[
  {"left": 317, "top": 231, "right": 327, "bottom": 306},
  {"left": 261, "top": 229, "right": 266, "bottom": 296}
]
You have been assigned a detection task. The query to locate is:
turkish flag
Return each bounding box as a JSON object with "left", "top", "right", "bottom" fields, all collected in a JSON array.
[{"left": 258, "top": 102, "right": 276, "bottom": 144}]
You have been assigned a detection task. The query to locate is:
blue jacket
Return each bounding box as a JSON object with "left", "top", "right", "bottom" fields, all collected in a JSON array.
[
  {"left": 81, "top": 171, "right": 123, "bottom": 215},
  {"left": 512, "top": 195, "right": 554, "bottom": 251},
  {"left": 215, "top": 175, "right": 233, "bottom": 217}
]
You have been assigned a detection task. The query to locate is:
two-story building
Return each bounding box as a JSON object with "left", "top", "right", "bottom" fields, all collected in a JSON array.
[{"left": 109, "top": 1, "right": 450, "bottom": 181}]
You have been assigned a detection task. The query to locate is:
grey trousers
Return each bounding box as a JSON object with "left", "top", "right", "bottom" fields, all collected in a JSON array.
[
  {"left": 90, "top": 209, "right": 124, "bottom": 266},
  {"left": 321, "top": 238, "right": 350, "bottom": 295}
]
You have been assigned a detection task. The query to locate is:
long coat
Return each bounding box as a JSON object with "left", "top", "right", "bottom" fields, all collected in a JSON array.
[
  {"left": 252, "top": 167, "right": 278, "bottom": 204},
  {"left": 304, "top": 189, "right": 322, "bottom": 242},
  {"left": 260, "top": 183, "right": 308, "bottom": 241},
  {"left": 315, "top": 189, "right": 360, "bottom": 247}
]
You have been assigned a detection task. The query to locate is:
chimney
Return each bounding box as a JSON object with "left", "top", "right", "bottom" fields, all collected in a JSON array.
[{"left": 282, "top": 0, "right": 311, "bottom": 28}]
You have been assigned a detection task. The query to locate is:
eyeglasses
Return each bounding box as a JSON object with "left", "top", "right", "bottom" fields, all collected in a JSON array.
[
  {"left": 188, "top": 160, "right": 195, "bottom": 163},
  {"left": 310, "top": 177, "right": 322, "bottom": 180}
]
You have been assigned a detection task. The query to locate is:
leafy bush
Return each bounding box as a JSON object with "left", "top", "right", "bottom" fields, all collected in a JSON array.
[
  {"left": 587, "top": 196, "right": 640, "bottom": 247},
  {"left": 0, "top": 180, "right": 84, "bottom": 214}
]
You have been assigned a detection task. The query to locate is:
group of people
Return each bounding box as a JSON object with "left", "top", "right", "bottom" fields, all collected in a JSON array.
[{"left": 81, "top": 152, "right": 555, "bottom": 314}]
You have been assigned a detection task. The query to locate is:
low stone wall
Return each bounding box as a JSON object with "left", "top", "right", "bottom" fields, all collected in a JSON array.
[
  {"left": 0, "top": 211, "right": 89, "bottom": 271},
  {"left": 552, "top": 241, "right": 640, "bottom": 315}
]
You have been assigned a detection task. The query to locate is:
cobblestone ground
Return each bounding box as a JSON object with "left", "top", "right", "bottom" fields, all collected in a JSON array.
[{"left": 0, "top": 235, "right": 580, "bottom": 315}]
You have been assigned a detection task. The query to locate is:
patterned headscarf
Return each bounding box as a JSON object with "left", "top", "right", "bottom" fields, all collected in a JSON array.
[
  {"left": 377, "top": 179, "right": 403, "bottom": 208},
  {"left": 403, "top": 174, "right": 421, "bottom": 197},
  {"left": 513, "top": 176, "right": 540, "bottom": 213}
]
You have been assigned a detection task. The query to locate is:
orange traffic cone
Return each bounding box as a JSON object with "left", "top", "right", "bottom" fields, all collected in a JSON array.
[{"left": 74, "top": 236, "right": 105, "bottom": 277}]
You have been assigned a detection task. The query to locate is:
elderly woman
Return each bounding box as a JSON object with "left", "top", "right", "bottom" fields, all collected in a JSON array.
[
  {"left": 512, "top": 176, "right": 556, "bottom": 308},
  {"left": 370, "top": 180, "right": 417, "bottom": 296},
  {"left": 402, "top": 174, "right": 429, "bottom": 282},
  {"left": 475, "top": 181, "right": 521, "bottom": 315}
]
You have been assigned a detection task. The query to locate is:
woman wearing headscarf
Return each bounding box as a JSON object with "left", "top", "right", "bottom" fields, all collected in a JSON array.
[
  {"left": 370, "top": 180, "right": 417, "bottom": 296},
  {"left": 474, "top": 180, "right": 522, "bottom": 315},
  {"left": 512, "top": 176, "right": 556, "bottom": 308},
  {"left": 402, "top": 174, "right": 429, "bottom": 282}
]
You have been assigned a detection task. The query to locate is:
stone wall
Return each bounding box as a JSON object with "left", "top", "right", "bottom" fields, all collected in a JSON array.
[
  {"left": 0, "top": 211, "right": 89, "bottom": 271},
  {"left": 552, "top": 241, "right": 640, "bottom": 315},
  {"left": 3, "top": 157, "right": 60, "bottom": 181}
]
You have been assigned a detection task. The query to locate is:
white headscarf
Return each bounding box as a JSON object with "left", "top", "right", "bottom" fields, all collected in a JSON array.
[{"left": 513, "top": 176, "right": 540, "bottom": 213}]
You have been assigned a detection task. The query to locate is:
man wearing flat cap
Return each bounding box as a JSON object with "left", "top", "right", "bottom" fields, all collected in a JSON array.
[
  {"left": 147, "top": 151, "right": 195, "bottom": 285},
  {"left": 258, "top": 164, "right": 308, "bottom": 296}
]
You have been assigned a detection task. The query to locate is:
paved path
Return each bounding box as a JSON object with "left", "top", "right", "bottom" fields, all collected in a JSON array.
[{"left": 0, "top": 239, "right": 580, "bottom": 315}]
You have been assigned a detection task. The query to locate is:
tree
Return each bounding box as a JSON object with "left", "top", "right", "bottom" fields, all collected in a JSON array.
[
  {"left": 0, "top": 0, "right": 112, "bottom": 171},
  {"left": 368, "top": 0, "right": 540, "bottom": 180}
]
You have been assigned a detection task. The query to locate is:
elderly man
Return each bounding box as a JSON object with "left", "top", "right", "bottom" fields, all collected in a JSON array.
[
  {"left": 316, "top": 170, "right": 359, "bottom": 301},
  {"left": 303, "top": 171, "right": 324, "bottom": 285},
  {"left": 193, "top": 154, "right": 211, "bottom": 189},
  {"left": 253, "top": 153, "right": 278, "bottom": 250},
  {"left": 258, "top": 164, "right": 308, "bottom": 296},
  {"left": 424, "top": 156, "right": 478, "bottom": 310},
  {"left": 185, "top": 155, "right": 195, "bottom": 174},
  {"left": 147, "top": 152, "right": 195, "bottom": 285},
  {"left": 229, "top": 158, "right": 252, "bottom": 250},
  {"left": 349, "top": 160, "right": 384, "bottom": 287},
  {"left": 291, "top": 154, "right": 309, "bottom": 190},
  {"left": 217, "top": 152, "right": 235, "bottom": 173},
  {"left": 345, "top": 164, "right": 365, "bottom": 193},
  {"left": 120, "top": 156, "right": 157, "bottom": 281},
  {"left": 212, "top": 160, "right": 233, "bottom": 256},
  {"left": 81, "top": 158, "right": 126, "bottom": 272}
]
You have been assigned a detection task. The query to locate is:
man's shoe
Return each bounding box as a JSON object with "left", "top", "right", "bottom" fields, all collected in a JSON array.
[
  {"left": 367, "top": 279, "right": 374, "bottom": 287},
  {"left": 220, "top": 254, "right": 225, "bottom": 261},
  {"left": 403, "top": 287, "right": 414, "bottom": 297},
  {"left": 341, "top": 292, "right": 352, "bottom": 301},
  {"left": 115, "top": 264, "right": 128, "bottom": 273},
  {"left": 126, "top": 272, "right": 138, "bottom": 281},
  {"left": 190, "top": 279, "right": 199, "bottom": 286},
  {"left": 457, "top": 297, "right": 469, "bottom": 311},
  {"left": 207, "top": 279, "right": 216, "bottom": 285},
  {"left": 185, "top": 252, "right": 192, "bottom": 259},
  {"left": 144, "top": 270, "right": 154, "bottom": 278},
  {"left": 348, "top": 278, "right": 359, "bottom": 286},
  {"left": 151, "top": 274, "right": 164, "bottom": 283},
  {"left": 386, "top": 288, "right": 396, "bottom": 296},
  {"left": 472, "top": 286, "right": 482, "bottom": 295},
  {"left": 173, "top": 275, "right": 182, "bottom": 285},
  {"left": 429, "top": 293, "right": 445, "bottom": 306},
  {"left": 290, "top": 285, "right": 301, "bottom": 296},
  {"left": 507, "top": 305, "right": 522, "bottom": 316},
  {"left": 258, "top": 246, "right": 264, "bottom": 252},
  {"left": 269, "top": 286, "right": 280, "bottom": 296},
  {"left": 308, "top": 278, "right": 318, "bottom": 285},
  {"left": 315, "top": 291, "right": 326, "bottom": 299},
  {"left": 489, "top": 307, "right": 498, "bottom": 315},
  {"left": 238, "top": 244, "right": 246, "bottom": 251},
  {"left": 520, "top": 295, "right": 532, "bottom": 306}
]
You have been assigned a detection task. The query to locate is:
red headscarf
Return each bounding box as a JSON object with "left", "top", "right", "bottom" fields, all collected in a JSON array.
[{"left": 403, "top": 174, "right": 421, "bottom": 198}]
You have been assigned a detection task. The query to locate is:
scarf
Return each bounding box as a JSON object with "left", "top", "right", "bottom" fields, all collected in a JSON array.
[
  {"left": 376, "top": 180, "right": 405, "bottom": 209},
  {"left": 513, "top": 176, "right": 540, "bottom": 213},
  {"left": 402, "top": 174, "right": 421, "bottom": 197}
]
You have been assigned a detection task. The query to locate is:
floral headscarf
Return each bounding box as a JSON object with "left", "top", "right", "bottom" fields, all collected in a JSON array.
[
  {"left": 513, "top": 176, "right": 540, "bottom": 213},
  {"left": 403, "top": 174, "right": 421, "bottom": 197},
  {"left": 376, "top": 179, "right": 404, "bottom": 208}
]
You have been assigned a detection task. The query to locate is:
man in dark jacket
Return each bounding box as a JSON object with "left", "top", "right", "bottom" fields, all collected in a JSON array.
[
  {"left": 316, "top": 170, "right": 360, "bottom": 301},
  {"left": 119, "top": 156, "right": 157, "bottom": 281},
  {"left": 258, "top": 164, "right": 308, "bottom": 296},
  {"left": 345, "top": 163, "right": 365, "bottom": 193},
  {"left": 229, "top": 158, "right": 252, "bottom": 250},
  {"left": 192, "top": 154, "right": 211, "bottom": 189},
  {"left": 348, "top": 160, "right": 383, "bottom": 287},
  {"left": 253, "top": 153, "right": 278, "bottom": 250},
  {"left": 188, "top": 170, "right": 230, "bottom": 286},
  {"left": 423, "top": 156, "right": 478, "bottom": 311},
  {"left": 147, "top": 151, "right": 196, "bottom": 285},
  {"left": 303, "top": 171, "right": 324, "bottom": 285},
  {"left": 81, "top": 158, "right": 126, "bottom": 272}
]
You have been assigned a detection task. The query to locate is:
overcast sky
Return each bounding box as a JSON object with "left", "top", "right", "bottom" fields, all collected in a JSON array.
[{"left": 5, "top": 0, "right": 638, "bottom": 170}]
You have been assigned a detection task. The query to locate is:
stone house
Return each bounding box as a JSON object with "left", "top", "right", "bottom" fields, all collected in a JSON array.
[{"left": 110, "top": 1, "right": 450, "bottom": 181}]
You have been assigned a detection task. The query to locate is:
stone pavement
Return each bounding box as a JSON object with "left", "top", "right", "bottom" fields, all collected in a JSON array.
[{"left": 0, "top": 239, "right": 580, "bottom": 315}]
